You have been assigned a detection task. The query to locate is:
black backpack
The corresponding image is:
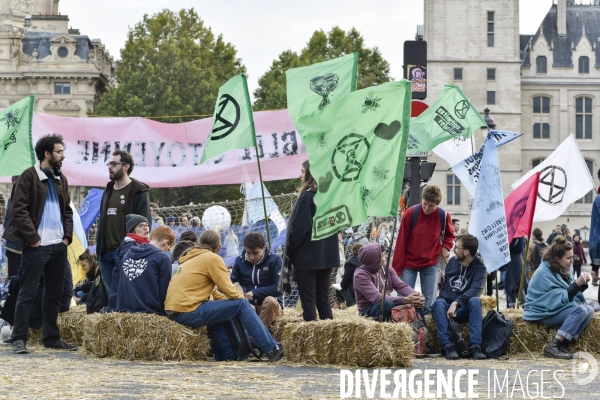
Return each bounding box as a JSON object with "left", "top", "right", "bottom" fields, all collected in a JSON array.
[
  {"left": 207, "top": 317, "right": 260, "bottom": 361},
  {"left": 448, "top": 319, "right": 470, "bottom": 358},
  {"left": 481, "top": 310, "right": 514, "bottom": 358},
  {"left": 533, "top": 241, "right": 548, "bottom": 270},
  {"left": 410, "top": 204, "right": 447, "bottom": 243}
]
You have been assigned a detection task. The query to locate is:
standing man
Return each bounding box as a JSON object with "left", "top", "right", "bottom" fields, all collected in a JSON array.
[
  {"left": 96, "top": 150, "right": 151, "bottom": 294},
  {"left": 452, "top": 219, "right": 460, "bottom": 235},
  {"left": 2, "top": 134, "right": 76, "bottom": 354},
  {"left": 392, "top": 184, "right": 456, "bottom": 314}
]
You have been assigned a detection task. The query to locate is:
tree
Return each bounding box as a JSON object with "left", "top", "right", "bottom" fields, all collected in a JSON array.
[
  {"left": 95, "top": 9, "right": 247, "bottom": 206},
  {"left": 96, "top": 9, "right": 245, "bottom": 122},
  {"left": 253, "top": 26, "right": 392, "bottom": 111}
]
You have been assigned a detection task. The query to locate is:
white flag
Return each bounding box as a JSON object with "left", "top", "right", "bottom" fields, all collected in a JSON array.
[
  {"left": 511, "top": 134, "right": 594, "bottom": 222},
  {"left": 433, "top": 135, "right": 476, "bottom": 169},
  {"left": 468, "top": 136, "right": 510, "bottom": 273},
  {"left": 452, "top": 130, "right": 523, "bottom": 196}
]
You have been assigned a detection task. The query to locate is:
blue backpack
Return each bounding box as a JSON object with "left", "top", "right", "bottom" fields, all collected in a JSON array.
[{"left": 207, "top": 317, "right": 260, "bottom": 361}]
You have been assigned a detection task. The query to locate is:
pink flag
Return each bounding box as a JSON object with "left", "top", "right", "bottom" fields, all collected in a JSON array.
[{"left": 505, "top": 172, "right": 540, "bottom": 243}]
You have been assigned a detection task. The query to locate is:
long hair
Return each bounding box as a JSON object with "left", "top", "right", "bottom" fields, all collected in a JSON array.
[
  {"left": 297, "top": 160, "right": 317, "bottom": 194},
  {"left": 78, "top": 249, "right": 98, "bottom": 273},
  {"left": 199, "top": 229, "right": 221, "bottom": 252},
  {"left": 542, "top": 236, "right": 573, "bottom": 273}
]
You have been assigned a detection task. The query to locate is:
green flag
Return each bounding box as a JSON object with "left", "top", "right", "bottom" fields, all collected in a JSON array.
[
  {"left": 0, "top": 95, "right": 35, "bottom": 177},
  {"left": 286, "top": 53, "right": 358, "bottom": 130},
  {"left": 408, "top": 85, "right": 487, "bottom": 152},
  {"left": 199, "top": 74, "right": 256, "bottom": 164},
  {"left": 297, "top": 80, "right": 412, "bottom": 240}
]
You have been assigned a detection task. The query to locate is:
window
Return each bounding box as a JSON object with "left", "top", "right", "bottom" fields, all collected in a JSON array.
[
  {"left": 54, "top": 82, "right": 71, "bottom": 95},
  {"left": 579, "top": 56, "right": 590, "bottom": 74},
  {"left": 533, "top": 123, "right": 550, "bottom": 139},
  {"left": 447, "top": 175, "right": 461, "bottom": 205},
  {"left": 487, "top": 91, "right": 496, "bottom": 105},
  {"left": 487, "top": 12, "right": 494, "bottom": 47},
  {"left": 487, "top": 68, "right": 496, "bottom": 80},
  {"left": 533, "top": 96, "right": 550, "bottom": 114},
  {"left": 576, "top": 160, "right": 594, "bottom": 203},
  {"left": 454, "top": 68, "right": 463, "bottom": 80},
  {"left": 575, "top": 97, "right": 592, "bottom": 139},
  {"left": 532, "top": 159, "right": 544, "bottom": 169},
  {"left": 536, "top": 56, "right": 547, "bottom": 73}
]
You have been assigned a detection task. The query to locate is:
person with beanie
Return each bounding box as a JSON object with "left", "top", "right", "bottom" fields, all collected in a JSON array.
[
  {"left": 105, "top": 214, "right": 150, "bottom": 311},
  {"left": 354, "top": 243, "right": 424, "bottom": 321}
]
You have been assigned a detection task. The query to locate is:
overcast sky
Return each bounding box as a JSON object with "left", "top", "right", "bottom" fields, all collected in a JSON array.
[{"left": 61, "top": 0, "right": 552, "bottom": 98}]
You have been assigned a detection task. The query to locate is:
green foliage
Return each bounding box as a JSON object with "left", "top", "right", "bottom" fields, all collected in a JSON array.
[
  {"left": 253, "top": 26, "right": 392, "bottom": 111},
  {"left": 95, "top": 9, "right": 246, "bottom": 122}
]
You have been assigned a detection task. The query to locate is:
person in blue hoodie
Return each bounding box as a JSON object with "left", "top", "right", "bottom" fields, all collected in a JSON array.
[
  {"left": 116, "top": 226, "right": 174, "bottom": 315},
  {"left": 524, "top": 237, "right": 594, "bottom": 359},
  {"left": 432, "top": 234, "right": 487, "bottom": 360},
  {"left": 230, "top": 232, "right": 282, "bottom": 327}
]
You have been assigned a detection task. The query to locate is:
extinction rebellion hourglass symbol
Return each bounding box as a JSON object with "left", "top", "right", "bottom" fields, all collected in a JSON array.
[{"left": 310, "top": 73, "right": 339, "bottom": 110}]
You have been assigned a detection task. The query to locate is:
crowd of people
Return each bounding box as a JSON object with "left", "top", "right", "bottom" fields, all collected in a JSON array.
[{"left": 0, "top": 134, "right": 597, "bottom": 363}]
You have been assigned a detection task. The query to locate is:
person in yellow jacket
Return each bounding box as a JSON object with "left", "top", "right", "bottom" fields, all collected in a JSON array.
[{"left": 164, "top": 229, "right": 283, "bottom": 362}]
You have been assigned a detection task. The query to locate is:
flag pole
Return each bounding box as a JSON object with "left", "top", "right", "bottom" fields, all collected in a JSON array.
[
  {"left": 253, "top": 142, "right": 272, "bottom": 248},
  {"left": 516, "top": 235, "right": 531, "bottom": 309},
  {"left": 379, "top": 212, "right": 399, "bottom": 322},
  {"left": 495, "top": 270, "right": 500, "bottom": 312}
]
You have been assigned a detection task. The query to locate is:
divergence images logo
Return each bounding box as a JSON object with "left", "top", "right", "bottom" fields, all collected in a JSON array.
[
  {"left": 571, "top": 351, "right": 598, "bottom": 385},
  {"left": 434, "top": 106, "right": 465, "bottom": 136},
  {"left": 538, "top": 165, "right": 566, "bottom": 205}
]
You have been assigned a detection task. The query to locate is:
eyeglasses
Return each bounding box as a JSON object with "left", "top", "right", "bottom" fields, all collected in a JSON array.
[
  {"left": 136, "top": 223, "right": 150, "bottom": 229},
  {"left": 53, "top": 150, "right": 65, "bottom": 155},
  {"left": 106, "top": 161, "right": 125, "bottom": 168}
]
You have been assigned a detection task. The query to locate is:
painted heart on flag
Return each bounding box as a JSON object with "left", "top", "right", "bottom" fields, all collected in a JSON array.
[
  {"left": 122, "top": 258, "right": 148, "bottom": 281},
  {"left": 374, "top": 120, "right": 401, "bottom": 140}
]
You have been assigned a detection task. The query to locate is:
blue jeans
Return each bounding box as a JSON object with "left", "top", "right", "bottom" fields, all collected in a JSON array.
[
  {"left": 171, "top": 299, "right": 278, "bottom": 354},
  {"left": 432, "top": 297, "right": 483, "bottom": 350},
  {"left": 401, "top": 265, "right": 439, "bottom": 314},
  {"left": 99, "top": 250, "right": 118, "bottom": 295},
  {"left": 362, "top": 299, "right": 394, "bottom": 321},
  {"left": 539, "top": 304, "right": 595, "bottom": 340}
]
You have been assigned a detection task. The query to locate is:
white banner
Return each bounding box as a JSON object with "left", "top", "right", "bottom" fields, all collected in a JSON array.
[
  {"left": 512, "top": 134, "right": 594, "bottom": 222},
  {"left": 433, "top": 135, "right": 476, "bottom": 169},
  {"left": 469, "top": 135, "right": 511, "bottom": 273}
]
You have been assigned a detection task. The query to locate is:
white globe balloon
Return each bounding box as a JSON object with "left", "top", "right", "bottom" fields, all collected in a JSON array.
[
  {"left": 202, "top": 206, "right": 231, "bottom": 231},
  {"left": 1, "top": 325, "right": 12, "bottom": 339}
]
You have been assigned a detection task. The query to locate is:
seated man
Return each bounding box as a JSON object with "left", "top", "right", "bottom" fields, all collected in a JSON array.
[
  {"left": 432, "top": 234, "right": 487, "bottom": 360},
  {"left": 115, "top": 226, "right": 174, "bottom": 315},
  {"left": 164, "top": 230, "right": 284, "bottom": 362},
  {"left": 230, "top": 232, "right": 282, "bottom": 327},
  {"left": 354, "top": 243, "right": 424, "bottom": 321}
]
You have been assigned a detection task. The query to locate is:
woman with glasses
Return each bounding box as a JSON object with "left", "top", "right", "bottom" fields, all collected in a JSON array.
[{"left": 105, "top": 214, "right": 150, "bottom": 311}]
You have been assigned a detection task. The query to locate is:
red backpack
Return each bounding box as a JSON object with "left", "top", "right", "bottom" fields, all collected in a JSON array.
[{"left": 391, "top": 305, "right": 429, "bottom": 358}]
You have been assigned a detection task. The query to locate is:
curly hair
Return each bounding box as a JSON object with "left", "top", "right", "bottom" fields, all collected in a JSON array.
[
  {"left": 34, "top": 134, "right": 64, "bottom": 162},
  {"left": 78, "top": 249, "right": 98, "bottom": 272},
  {"left": 542, "top": 236, "right": 573, "bottom": 273},
  {"left": 112, "top": 149, "right": 135, "bottom": 175}
]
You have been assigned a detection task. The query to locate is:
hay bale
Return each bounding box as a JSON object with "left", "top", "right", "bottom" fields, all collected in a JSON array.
[
  {"left": 83, "top": 312, "right": 210, "bottom": 361},
  {"left": 269, "top": 308, "right": 303, "bottom": 342},
  {"left": 480, "top": 295, "right": 497, "bottom": 313},
  {"left": 57, "top": 306, "right": 88, "bottom": 346},
  {"left": 282, "top": 312, "right": 414, "bottom": 368}
]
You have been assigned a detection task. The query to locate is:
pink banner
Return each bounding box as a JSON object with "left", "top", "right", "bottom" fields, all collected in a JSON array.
[{"left": 3, "top": 110, "right": 307, "bottom": 188}]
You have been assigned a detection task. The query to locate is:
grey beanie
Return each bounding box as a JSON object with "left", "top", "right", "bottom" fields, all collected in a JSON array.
[{"left": 126, "top": 214, "right": 148, "bottom": 233}]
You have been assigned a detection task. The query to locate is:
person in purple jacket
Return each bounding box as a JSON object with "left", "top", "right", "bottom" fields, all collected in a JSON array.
[{"left": 354, "top": 243, "right": 425, "bottom": 321}]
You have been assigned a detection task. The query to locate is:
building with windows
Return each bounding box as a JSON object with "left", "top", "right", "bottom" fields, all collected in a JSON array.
[
  {"left": 424, "top": 0, "right": 598, "bottom": 235},
  {"left": 0, "top": 0, "right": 114, "bottom": 207}
]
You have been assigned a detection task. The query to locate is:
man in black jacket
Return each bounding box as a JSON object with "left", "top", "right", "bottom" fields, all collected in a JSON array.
[
  {"left": 1, "top": 134, "right": 76, "bottom": 354},
  {"left": 431, "top": 234, "right": 487, "bottom": 360},
  {"left": 231, "top": 232, "right": 282, "bottom": 327},
  {"left": 96, "top": 150, "right": 151, "bottom": 295}
]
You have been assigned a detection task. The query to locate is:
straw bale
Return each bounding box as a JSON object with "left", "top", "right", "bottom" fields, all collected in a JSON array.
[
  {"left": 480, "top": 295, "right": 497, "bottom": 313},
  {"left": 282, "top": 311, "right": 415, "bottom": 368},
  {"left": 56, "top": 306, "right": 88, "bottom": 346},
  {"left": 83, "top": 312, "right": 211, "bottom": 361},
  {"left": 269, "top": 307, "right": 303, "bottom": 342}
]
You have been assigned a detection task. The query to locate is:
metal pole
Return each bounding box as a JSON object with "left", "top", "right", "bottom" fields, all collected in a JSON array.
[
  {"left": 253, "top": 141, "right": 272, "bottom": 248},
  {"left": 379, "top": 213, "right": 399, "bottom": 322},
  {"left": 495, "top": 270, "right": 500, "bottom": 313},
  {"left": 408, "top": 157, "right": 421, "bottom": 208},
  {"left": 516, "top": 236, "right": 531, "bottom": 309}
]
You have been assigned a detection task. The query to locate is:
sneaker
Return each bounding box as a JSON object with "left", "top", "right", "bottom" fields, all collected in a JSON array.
[
  {"left": 12, "top": 340, "right": 28, "bottom": 354},
  {"left": 44, "top": 339, "right": 78, "bottom": 351},
  {"left": 266, "top": 342, "right": 284, "bottom": 362},
  {"left": 592, "top": 279, "right": 599, "bottom": 286},
  {"left": 472, "top": 345, "right": 487, "bottom": 360},
  {"left": 1, "top": 337, "right": 14, "bottom": 346},
  {"left": 445, "top": 344, "right": 459, "bottom": 360},
  {"left": 544, "top": 338, "right": 572, "bottom": 360},
  {"left": 425, "top": 346, "right": 442, "bottom": 358}
]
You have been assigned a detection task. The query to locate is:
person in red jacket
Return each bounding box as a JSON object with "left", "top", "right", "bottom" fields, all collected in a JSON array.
[{"left": 392, "top": 184, "right": 456, "bottom": 314}]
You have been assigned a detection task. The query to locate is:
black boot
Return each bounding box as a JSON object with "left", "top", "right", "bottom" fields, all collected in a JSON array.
[
  {"left": 544, "top": 338, "right": 573, "bottom": 360},
  {"left": 559, "top": 339, "right": 574, "bottom": 358}
]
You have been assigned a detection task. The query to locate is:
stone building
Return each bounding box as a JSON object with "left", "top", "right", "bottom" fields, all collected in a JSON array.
[
  {"left": 423, "top": 0, "right": 599, "bottom": 238},
  {"left": 0, "top": 0, "right": 115, "bottom": 208}
]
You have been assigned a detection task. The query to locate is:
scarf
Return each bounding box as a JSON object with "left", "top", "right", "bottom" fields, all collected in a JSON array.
[{"left": 126, "top": 233, "right": 150, "bottom": 245}]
